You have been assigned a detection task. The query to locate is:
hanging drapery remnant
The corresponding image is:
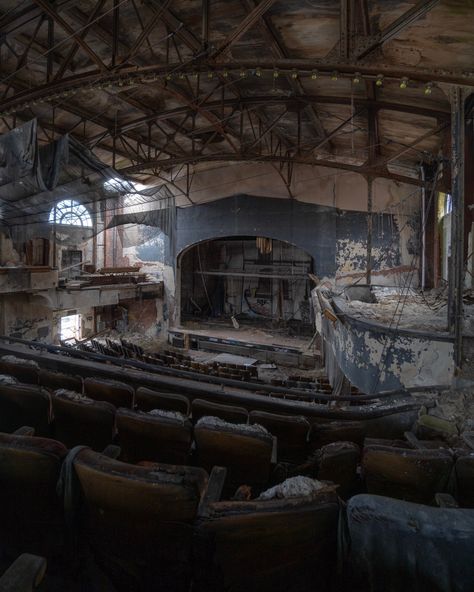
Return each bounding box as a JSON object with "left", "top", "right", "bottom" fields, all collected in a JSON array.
[{"left": 256, "top": 236, "right": 272, "bottom": 255}]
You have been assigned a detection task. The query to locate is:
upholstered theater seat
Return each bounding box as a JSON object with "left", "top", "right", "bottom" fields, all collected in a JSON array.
[
  {"left": 73, "top": 449, "right": 208, "bottom": 591},
  {"left": 249, "top": 410, "right": 310, "bottom": 463},
  {"left": 116, "top": 408, "right": 193, "bottom": 465},
  {"left": 0, "top": 431, "right": 67, "bottom": 558},
  {"left": 317, "top": 441, "right": 360, "bottom": 498},
  {"left": 194, "top": 417, "right": 274, "bottom": 493},
  {"left": 135, "top": 387, "right": 190, "bottom": 415},
  {"left": 0, "top": 384, "right": 51, "bottom": 436},
  {"left": 194, "top": 474, "right": 339, "bottom": 592},
  {"left": 52, "top": 390, "right": 115, "bottom": 451},
  {"left": 0, "top": 356, "right": 39, "bottom": 386},
  {"left": 39, "top": 369, "right": 83, "bottom": 394},
  {"left": 192, "top": 398, "right": 248, "bottom": 425},
  {"left": 84, "top": 377, "right": 134, "bottom": 409}
]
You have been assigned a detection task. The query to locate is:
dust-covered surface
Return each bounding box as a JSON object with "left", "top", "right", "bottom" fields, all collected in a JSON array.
[
  {"left": 196, "top": 416, "right": 269, "bottom": 436},
  {"left": 1, "top": 354, "right": 39, "bottom": 367},
  {"left": 416, "top": 388, "right": 474, "bottom": 433},
  {"left": 333, "top": 287, "right": 474, "bottom": 336},
  {"left": 55, "top": 389, "right": 93, "bottom": 403},
  {"left": 147, "top": 409, "right": 187, "bottom": 422},
  {"left": 257, "top": 476, "right": 326, "bottom": 500},
  {"left": 0, "top": 374, "right": 17, "bottom": 384}
]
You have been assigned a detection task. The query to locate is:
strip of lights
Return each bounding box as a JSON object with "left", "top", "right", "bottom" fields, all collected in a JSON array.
[{"left": 0, "top": 67, "right": 439, "bottom": 118}]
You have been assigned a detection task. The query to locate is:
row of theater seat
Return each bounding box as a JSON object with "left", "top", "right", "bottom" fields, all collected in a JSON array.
[
  {"left": 2, "top": 371, "right": 474, "bottom": 508},
  {"left": 1, "top": 426, "right": 473, "bottom": 592},
  {"left": 0, "top": 428, "right": 340, "bottom": 592}
]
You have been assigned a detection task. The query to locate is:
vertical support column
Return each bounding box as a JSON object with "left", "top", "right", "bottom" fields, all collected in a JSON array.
[
  {"left": 448, "top": 86, "right": 466, "bottom": 368},
  {"left": 366, "top": 176, "right": 373, "bottom": 285}
]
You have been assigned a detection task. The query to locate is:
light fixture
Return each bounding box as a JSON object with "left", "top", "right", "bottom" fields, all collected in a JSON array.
[
  {"left": 291, "top": 69, "right": 298, "bottom": 79},
  {"left": 178, "top": 72, "right": 185, "bottom": 79},
  {"left": 239, "top": 68, "right": 247, "bottom": 78},
  {"left": 273, "top": 68, "right": 280, "bottom": 78},
  {"left": 424, "top": 82, "right": 433, "bottom": 95},
  {"left": 207, "top": 71, "right": 214, "bottom": 79},
  {"left": 255, "top": 67, "right": 262, "bottom": 77},
  {"left": 331, "top": 71, "right": 338, "bottom": 81},
  {"left": 311, "top": 69, "right": 318, "bottom": 80},
  {"left": 399, "top": 77, "right": 409, "bottom": 89},
  {"left": 223, "top": 69, "right": 229, "bottom": 78},
  {"left": 375, "top": 74, "right": 384, "bottom": 87},
  {"left": 352, "top": 72, "right": 361, "bottom": 84},
  {"left": 165, "top": 73, "right": 173, "bottom": 81}
]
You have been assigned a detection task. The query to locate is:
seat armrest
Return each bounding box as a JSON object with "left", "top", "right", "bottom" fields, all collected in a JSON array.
[
  {"left": 102, "top": 445, "right": 121, "bottom": 459},
  {"left": 404, "top": 431, "right": 425, "bottom": 450},
  {"left": 197, "top": 466, "right": 227, "bottom": 517},
  {"left": 0, "top": 553, "right": 47, "bottom": 591},
  {"left": 13, "top": 426, "right": 35, "bottom": 437}
]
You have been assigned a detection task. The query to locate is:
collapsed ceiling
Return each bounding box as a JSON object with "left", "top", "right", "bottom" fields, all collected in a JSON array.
[{"left": 0, "top": 0, "right": 472, "bottom": 201}]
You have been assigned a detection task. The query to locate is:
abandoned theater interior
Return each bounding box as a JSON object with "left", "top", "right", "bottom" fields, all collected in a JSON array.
[{"left": 0, "top": 0, "right": 473, "bottom": 590}]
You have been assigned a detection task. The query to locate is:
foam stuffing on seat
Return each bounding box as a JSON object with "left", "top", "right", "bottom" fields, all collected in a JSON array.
[
  {"left": 55, "top": 389, "right": 94, "bottom": 403},
  {"left": 1, "top": 355, "right": 39, "bottom": 368},
  {"left": 0, "top": 374, "right": 17, "bottom": 384},
  {"left": 147, "top": 408, "right": 187, "bottom": 422},
  {"left": 196, "top": 416, "right": 269, "bottom": 436},
  {"left": 257, "top": 476, "right": 327, "bottom": 500}
]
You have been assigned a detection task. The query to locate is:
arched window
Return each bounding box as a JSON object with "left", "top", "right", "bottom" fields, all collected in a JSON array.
[{"left": 49, "top": 199, "right": 92, "bottom": 227}]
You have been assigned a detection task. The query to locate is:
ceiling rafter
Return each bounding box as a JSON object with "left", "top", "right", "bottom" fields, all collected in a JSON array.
[
  {"left": 31, "top": 0, "right": 108, "bottom": 72},
  {"left": 356, "top": 0, "right": 441, "bottom": 60},
  {"left": 120, "top": 153, "right": 426, "bottom": 187}
]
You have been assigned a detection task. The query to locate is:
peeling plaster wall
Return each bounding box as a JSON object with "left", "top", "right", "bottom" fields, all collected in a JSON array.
[
  {"left": 175, "top": 194, "right": 418, "bottom": 283},
  {"left": 323, "top": 313, "right": 454, "bottom": 393}
]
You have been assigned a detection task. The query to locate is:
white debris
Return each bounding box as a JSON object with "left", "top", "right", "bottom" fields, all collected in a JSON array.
[
  {"left": 257, "top": 476, "right": 326, "bottom": 501},
  {"left": 0, "top": 374, "right": 17, "bottom": 384},
  {"left": 147, "top": 409, "right": 187, "bottom": 422},
  {"left": 55, "top": 389, "right": 94, "bottom": 403},
  {"left": 1, "top": 355, "right": 39, "bottom": 368},
  {"left": 196, "top": 416, "right": 269, "bottom": 436}
]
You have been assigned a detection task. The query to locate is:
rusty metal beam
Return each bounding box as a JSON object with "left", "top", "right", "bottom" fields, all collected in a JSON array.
[
  {"left": 120, "top": 152, "right": 427, "bottom": 187},
  {"left": 212, "top": 0, "right": 279, "bottom": 59},
  {"left": 53, "top": 0, "right": 107, "bottom": 81},
  {"left": 31, "top": 0, "right": 108, "bottom": 71},
  {"left": 357, "top": 0, "right": 441, "bottom": 60}
]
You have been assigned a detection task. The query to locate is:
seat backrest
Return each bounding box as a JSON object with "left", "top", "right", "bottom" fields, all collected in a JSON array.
[
  {"left": 52, "top": 390, "right": 115, "bottom": 451},
  {"left": 192, "top": 399, "right": 248, "bottom": 425},
  {"left": 346, "top": 494, "right": 474, "bottom": 592},
  {"left": 453, "top": 453, "right": 474, "bottom": 508},
  {"left": 362, "top": 444, "right": 454, "bottom": 504},
  {"left": 194, "top": 417, "right": 273, "bottom": 491},
  {"left": 0, "top": 384, "right": 51, "bottom": 436},
  {"left": 116, "top": 408, "right": 193, "bottom": 465},
  {"left": 0, "top": 356, "right": 39, "bottom": 385},
  {"left": 84, "top": 377, "right": 134, "bottom": 408},
  {"left": 194, "top": 488, "right": 339, "bottom": 592},
  {"left": 73, "top": 449, "right": 207, "bottom": 591},
  {"left": 310, "top": 420, "right": 366, "bottom": 448},
  {"left": 317, "top": 441, "right": 360, "bottom": 498},
  {"left": 135, "top": 386, "right": 190, "bottom": 415},
  {"left": 39, "top": 369, "right": 83, "bottom": 394},
  {"left": 0, "top": 432, "right": 67, "bottom": 555},
  {"left": 249, "top": 410, "right": 310, "bottom": 463}
]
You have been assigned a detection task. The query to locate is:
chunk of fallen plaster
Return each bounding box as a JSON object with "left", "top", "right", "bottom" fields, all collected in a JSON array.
[{"left": 417, "top": 414, "right": 458, "bottom": 436}]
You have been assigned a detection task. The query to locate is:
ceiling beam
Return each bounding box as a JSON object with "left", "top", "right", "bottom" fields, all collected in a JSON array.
[
  {"left": 212, "top": 0, "right": 279, "bottom": 59},
  {"left": 31, "top": 0, "right": 108, "bottom": 71},
  {"left": 120, "top": 153, "right": 427, "bottom": 187},
  {"left": 356, "top": 0, "right": 441, "bottom": 60},
  {"left": 85, "top": 95, "right": 448, "bottom": 142}
]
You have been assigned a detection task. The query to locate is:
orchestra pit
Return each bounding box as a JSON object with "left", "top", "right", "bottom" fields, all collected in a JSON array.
[{"left": 0, "top": 1, "right": 473, "bottom": 590}]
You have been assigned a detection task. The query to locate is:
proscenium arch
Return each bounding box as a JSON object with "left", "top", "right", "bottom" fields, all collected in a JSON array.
[{"left": 176, "top": 235, "right": 314, "bottom": 327}]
